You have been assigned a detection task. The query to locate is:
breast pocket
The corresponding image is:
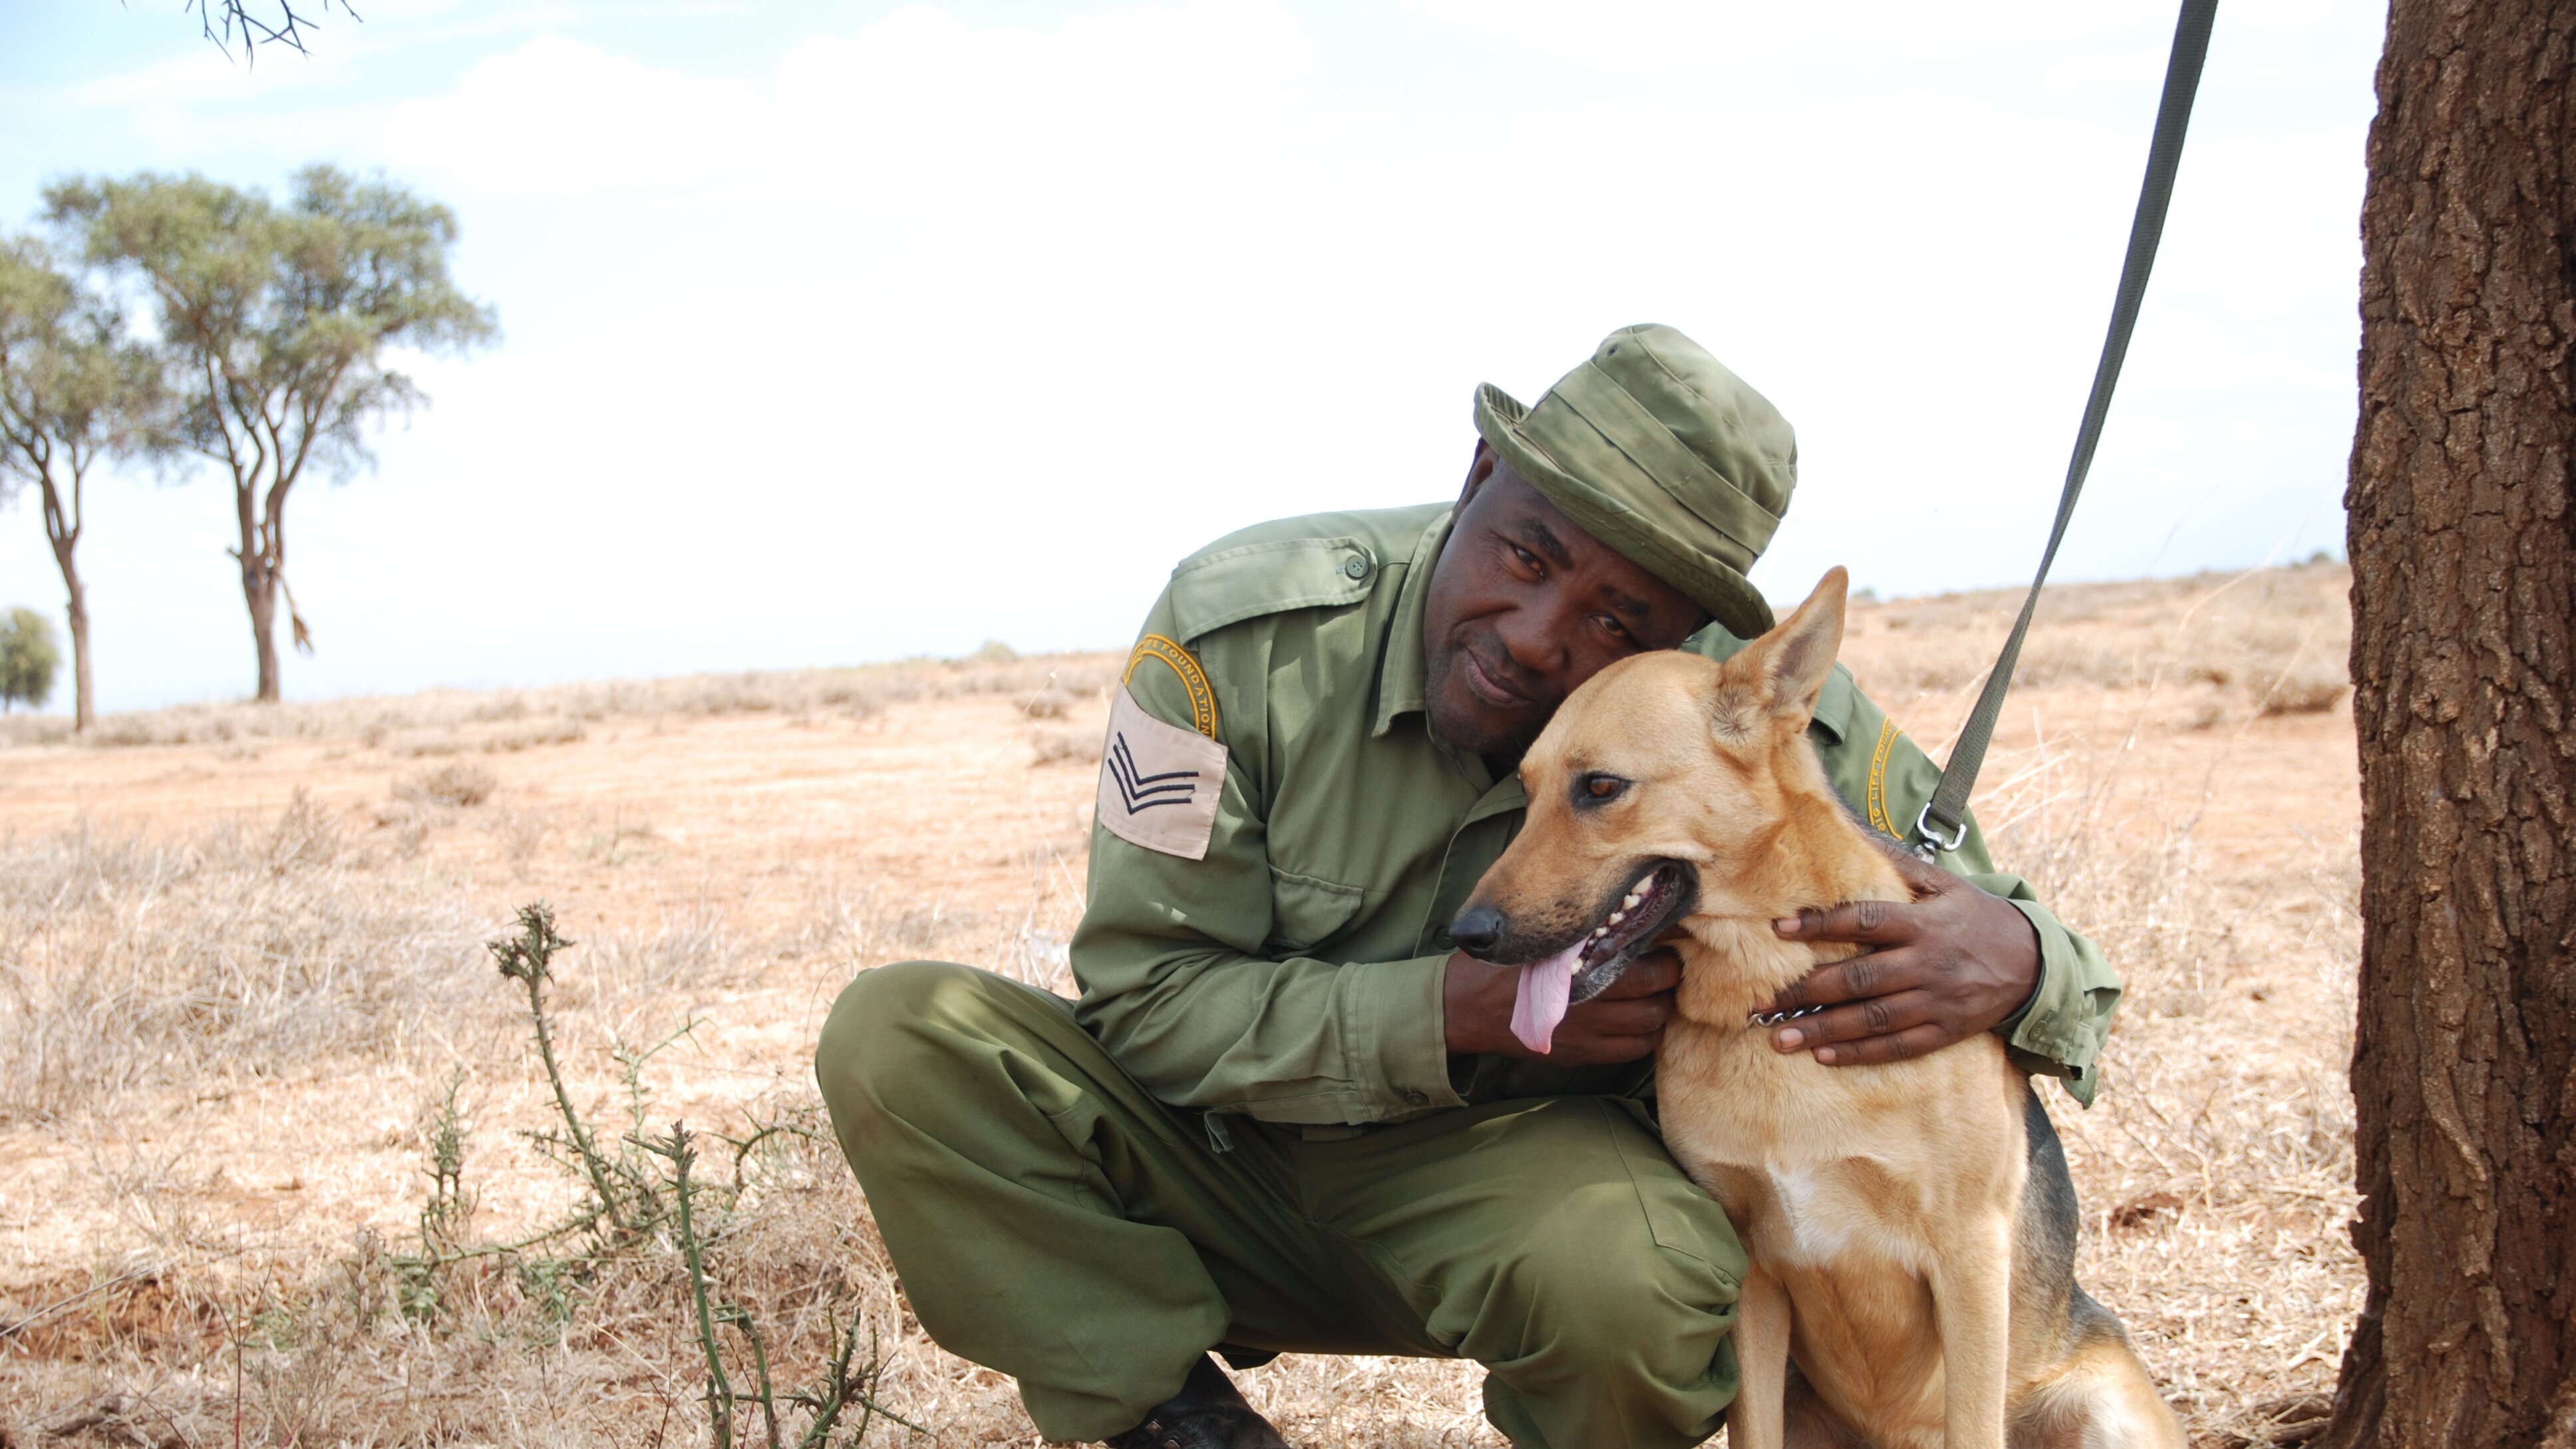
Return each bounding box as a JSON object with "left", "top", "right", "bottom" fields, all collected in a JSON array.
[{"left": 1265, "top": 865, "right": 1367, "bottom": 957}]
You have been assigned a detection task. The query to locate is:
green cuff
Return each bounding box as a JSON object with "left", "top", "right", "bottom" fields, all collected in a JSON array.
[
  {"left": 1996, "top": 896, "right": 2103, "bottom": 1108},
  {"left": 1343, "top": 953, "right": 1470, "bottom": 1122}
]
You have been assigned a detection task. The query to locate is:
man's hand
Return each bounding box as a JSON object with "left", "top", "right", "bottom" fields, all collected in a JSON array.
[
  {"left": 1764, "top": 850, "right": 2040, "bottom": 1066},
  {"left": 1444, "top": 947, "right": 1680, "bottom": 1065}
]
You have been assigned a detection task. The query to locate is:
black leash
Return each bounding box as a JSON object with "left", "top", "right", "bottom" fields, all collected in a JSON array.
[{"left": 1913, "top": 0, "right": 2221, "bottom": 858}]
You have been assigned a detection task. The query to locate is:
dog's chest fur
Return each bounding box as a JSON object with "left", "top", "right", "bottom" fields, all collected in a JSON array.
[
  {"left": 1657, "top": 1019, "right": 2019, "bottom": 1269},
  {"left": 1655, "top": 951, "right": 2029, "bottom": 1442}
]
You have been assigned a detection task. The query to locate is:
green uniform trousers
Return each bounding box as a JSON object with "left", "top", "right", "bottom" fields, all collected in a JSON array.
[{"left": 814, "top": 961, "right": 1747, "bottom": 1448}]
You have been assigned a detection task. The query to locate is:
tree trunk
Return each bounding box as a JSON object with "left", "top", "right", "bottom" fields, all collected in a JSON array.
[
  {"left": 37, "top": 478, "right": 92, "bottom": 732},
  {"left": 235, "top": 478, "right": 281, "bottom": 705},
  {"left": 243, "top": 558, "right": 279, "bottom": 705},
  {"left": 60, "top": 569, "right": 92, "bottom": 733},
  {"left": 2320, "top": 3, "right": 2576, "bottom": 1448}
]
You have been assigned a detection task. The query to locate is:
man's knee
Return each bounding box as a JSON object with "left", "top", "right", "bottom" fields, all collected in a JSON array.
[
  {"left": 819, "top": 959, "right": 962, "bottom": 1090},
  {"left": 1463, "top": 1182, "right": 1740, "bottom": 1449},
  {"left": 1485, "top": 1189, "right": 1740, "bottom": 1378},
  {"left": 814, "top": 961, "right": 1060, "bottom": 1160},
  {"left": 820, "top": 956, "right": 978, "bottom": 1049}
]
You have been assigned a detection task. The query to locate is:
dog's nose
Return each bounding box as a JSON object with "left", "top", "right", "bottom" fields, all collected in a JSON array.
[{"left": 1448, "top": 902, "right": 1504, "bottom": 955}]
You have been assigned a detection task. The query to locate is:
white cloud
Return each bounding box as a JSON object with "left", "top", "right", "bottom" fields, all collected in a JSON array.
[
  {"left": 1391, "top": 0, "right": 2181, "bottom": 75},
  {"left": 384, "top": 35, "right": 772, "bottom": 193},
  {"left": 382, "top": 1, "right": 1319, "bottom": 200}
]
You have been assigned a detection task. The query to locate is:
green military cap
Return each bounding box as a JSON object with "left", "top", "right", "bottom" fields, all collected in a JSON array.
[{"left": 1474, "top": 324, "right": 1796, "bottom": 640}]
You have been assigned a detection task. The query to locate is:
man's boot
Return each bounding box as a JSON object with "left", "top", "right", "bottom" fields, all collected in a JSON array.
[{"left": 1101, "top": 1354, "right": 1291, "bottom": 1449}]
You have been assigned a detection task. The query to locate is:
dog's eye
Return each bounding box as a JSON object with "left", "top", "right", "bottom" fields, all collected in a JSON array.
[{"left": 1577, "top": 773, "right": 1629, "bottom": 805}]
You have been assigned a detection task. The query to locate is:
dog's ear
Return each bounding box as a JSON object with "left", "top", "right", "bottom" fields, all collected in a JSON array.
[{"left": 1749, "top": 567, "right": 1848, "bottom": 727}]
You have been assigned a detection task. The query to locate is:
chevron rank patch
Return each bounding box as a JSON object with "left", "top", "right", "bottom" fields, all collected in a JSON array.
[{"left": 1097, "top": 683, "right": 1227, "bottom": 860}]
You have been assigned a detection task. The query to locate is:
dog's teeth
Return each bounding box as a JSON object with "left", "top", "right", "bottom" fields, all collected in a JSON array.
[
  {"left": 1622, "top": 891, "right": 1642, "bottom": 909},
  {"left": 1608, "top": 911, "right": 1626, "bottom": 925},
  {"left": 1591, "top": 926, "right": 1608, "bottom": 939}
]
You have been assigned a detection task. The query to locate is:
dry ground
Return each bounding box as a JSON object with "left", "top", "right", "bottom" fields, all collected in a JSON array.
[{"left": 0, "top": 563, "right": 2360, "bottom": 1448}]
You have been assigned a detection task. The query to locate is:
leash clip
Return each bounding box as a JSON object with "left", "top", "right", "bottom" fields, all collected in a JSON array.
[{"left": 1911, "top": 804, "right": 1967, "bottom": 862}]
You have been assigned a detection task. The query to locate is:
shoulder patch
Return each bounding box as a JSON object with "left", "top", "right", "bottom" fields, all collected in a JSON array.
[
  {"left": 1124, "top": 634, "right": 1219, "bottom": 738},
  {"left": 1865, "top": 716, "right": 1901, "bottom": 836},
  {"left": 1098, "top": 685, "right": 1227, "bottom": 860}
]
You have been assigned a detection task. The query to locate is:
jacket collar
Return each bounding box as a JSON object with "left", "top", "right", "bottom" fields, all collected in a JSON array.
[{"left": 1372, "top": 508, "right": 1454, "bottom": 738}]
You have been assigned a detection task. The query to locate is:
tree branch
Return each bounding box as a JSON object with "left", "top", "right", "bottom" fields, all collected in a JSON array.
[
  {"left": 59, "top": 450, "right": 86, "bottom": 553},
  {"left": 188, "top": 0, "right": 363, "bottom": 67}
]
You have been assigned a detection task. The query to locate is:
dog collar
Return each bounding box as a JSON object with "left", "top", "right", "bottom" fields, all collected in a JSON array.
[{"left": 1747, "top": 1003, "right": 1827, "bottom": 1030}]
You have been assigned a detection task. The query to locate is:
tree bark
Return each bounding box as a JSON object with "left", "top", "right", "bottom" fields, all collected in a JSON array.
[
  {"left": 235, "top": 478, "right": 280, "bottom": 705},
  {"left": 242, "top": 554, "right": 279, "bottom": 705},
  {"left": 2321, "top": 3, "right": 2576, "bottom": 1448},
  {"left": 38, "top": 470, "right": 92, "bottom": 732},
  {"left": 55, "top": 551, "right": 91, "bottom": 732}
]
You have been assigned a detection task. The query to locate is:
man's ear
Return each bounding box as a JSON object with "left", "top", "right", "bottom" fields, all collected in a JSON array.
[
  {"left": 1458, "top": 440, "right": 1499, "bottom": 509},
  {"left": 1750, "top": 567, "right": 1848, "bottom": 726}
]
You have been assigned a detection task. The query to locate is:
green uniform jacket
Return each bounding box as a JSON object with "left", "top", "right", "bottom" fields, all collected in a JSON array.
[{"left": 1070, "top": 506, "right": 2116, "bottom": 1136}]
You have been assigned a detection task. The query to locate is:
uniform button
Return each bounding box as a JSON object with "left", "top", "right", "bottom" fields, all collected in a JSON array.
[{"left": 1343, "top": 555, "right": 1370, "bottom": 580}]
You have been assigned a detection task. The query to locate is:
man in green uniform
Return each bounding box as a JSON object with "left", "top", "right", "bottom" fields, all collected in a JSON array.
[{"left": 815, "top": 325, "right": 2120, "bottom": 1449}]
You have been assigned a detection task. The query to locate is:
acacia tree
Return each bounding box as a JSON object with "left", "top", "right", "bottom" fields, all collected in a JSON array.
[
  {"left": 0, "top": 607, "right": 62, "bottom": 714},
  {"left": 2318, "top": 3, "right": 2576, "bottom": 1446},
  {"left": 50, "top": 166, "right": 496, "bottom": 703},
  {"left": 0, "top": 240, "right": 159, "bottom": 730}
]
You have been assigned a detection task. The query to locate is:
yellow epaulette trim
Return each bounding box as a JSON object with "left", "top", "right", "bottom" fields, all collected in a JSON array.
[
  {"left": 1865, "top": 717, "right": 1900, "bottom": 836},
  {"left": 1124, "top": 635, "right": 1219, "bottom": 739}
]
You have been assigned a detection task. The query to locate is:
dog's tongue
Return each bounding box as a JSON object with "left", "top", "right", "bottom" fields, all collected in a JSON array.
[{"left": 1510, "top": 942, "right": 1586, "bottom": 1054}]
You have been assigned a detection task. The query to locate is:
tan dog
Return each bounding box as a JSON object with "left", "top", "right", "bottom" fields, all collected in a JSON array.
[{"left": 1451, "top": 569, "right": 2181, "bottom": 1449}]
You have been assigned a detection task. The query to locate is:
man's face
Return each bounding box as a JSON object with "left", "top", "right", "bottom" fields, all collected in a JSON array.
[{"left": 1421, "top": 444, "right": 1710, "bottom": 760}]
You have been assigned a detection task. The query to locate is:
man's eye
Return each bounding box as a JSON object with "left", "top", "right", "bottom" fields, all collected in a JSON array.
[
  {"left": 1599, "top": 615, "right": 1635, "bottom": 644},
  {"left": 1510, "top": 544, "right": 1542, "bottom": 574}
]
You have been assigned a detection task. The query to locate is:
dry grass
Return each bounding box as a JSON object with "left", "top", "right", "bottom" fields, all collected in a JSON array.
[
  {"left": 1840, "top": 563, "right": 2351, "bottom": 740},
  {"left": 397, "top": 761, "right": 498, "bottom": 808},
  {"left": 1985, "top": 807, "right": 2358, "bottom": 1442},
  {"left": 0, "top": 798, "right": 485, "bottom": 1126},
  {"left": 0, "top": 653, "right": 1128, "bottom": 755},
  {"left": 0, "top": 568, "right": 2361, "bottom": 1448},
  {"left": 1837, "top": 560, "right": 2361, "bottom": 1444}
]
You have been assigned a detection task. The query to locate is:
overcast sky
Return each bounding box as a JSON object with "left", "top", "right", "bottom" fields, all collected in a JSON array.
[{"left": 0, "top": 0, "right": 2384, "bottom": 713}]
